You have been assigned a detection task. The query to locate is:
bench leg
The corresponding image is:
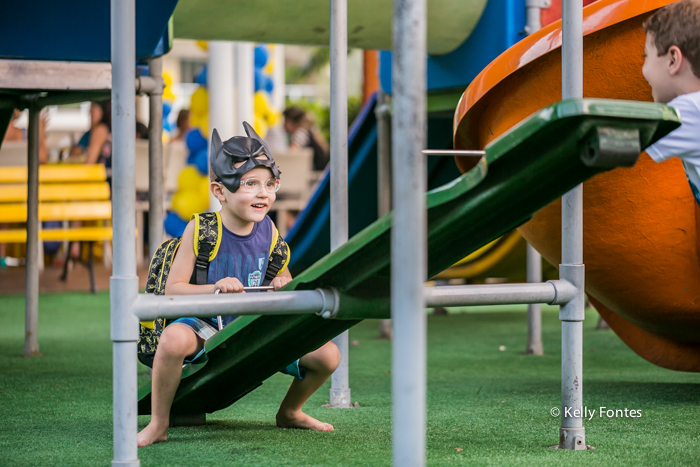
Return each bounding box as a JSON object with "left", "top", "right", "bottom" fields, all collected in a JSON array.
[
  {"left": 60, "top": 241, "right": 73, "bottom": 282},
  {"left": 88, "top": 242, "right": 97, "bottom": 294}
]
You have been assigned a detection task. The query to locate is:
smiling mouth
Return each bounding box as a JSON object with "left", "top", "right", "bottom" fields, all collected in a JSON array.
[{"left": 251, "top": 204, "right": 267, "bottom": 209}]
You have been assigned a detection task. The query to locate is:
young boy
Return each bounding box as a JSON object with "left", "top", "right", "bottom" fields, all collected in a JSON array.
[
  {"left": 137, "top": 123, "right": 340, "bottom": 447},
  {"left": 642, "top": 0, "right": 700, "bottom": 202}
]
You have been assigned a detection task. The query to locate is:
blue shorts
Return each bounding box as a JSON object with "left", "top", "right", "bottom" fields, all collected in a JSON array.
[{"left": 168, "top": 317, "right": 306, "bottom": 379}]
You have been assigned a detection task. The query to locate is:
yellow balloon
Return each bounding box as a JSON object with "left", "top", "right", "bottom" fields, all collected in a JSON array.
[
  {"left": 190, "top": 87, "right": 208, "bottom": 115},
  {"left": 254, "top": 91, "right": 270, "bottom": 116},
  {"left": 162, "top": 72, "right": 176, "bottom": 101},
  {"left": 266, "top": 110, "right": 280, "bottom": 126},
  {"left": 196, "top": 40, "right": 208, "bottom": 51},
  {"left": 200, "top": 175, "right": 212, "bottom": 198},
  {"left": 254, "top": 115, "right": 269, "bottom": 138},
  {"left": 171, "top": 188, "right": 209, "bottom": 220},
  {"left": 190, "top": 113, "right": 208, "bottom": 135},
  {"left": 177, "top": 166, "right": 203, "bottom": 191}
]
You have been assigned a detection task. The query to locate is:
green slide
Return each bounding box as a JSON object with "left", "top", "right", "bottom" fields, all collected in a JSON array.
[{"left": 138, "top": 99, "right": 680, "bottom": 418}]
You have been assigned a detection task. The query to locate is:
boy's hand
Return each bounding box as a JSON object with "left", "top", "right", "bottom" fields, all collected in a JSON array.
[
  {"left": 270, "top": 275, "right": 292, "bottom": 291},
  {"left": 215, "top": 277, "right": 245, "bottom": 293}
]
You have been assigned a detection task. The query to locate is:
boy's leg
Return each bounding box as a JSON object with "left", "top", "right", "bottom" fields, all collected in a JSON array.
[
  {"left": 137, "top": 324, "right": 204, "bottom": 447},
  {"left": 276, "top": 341, "right": 340, "bottom": 431}
]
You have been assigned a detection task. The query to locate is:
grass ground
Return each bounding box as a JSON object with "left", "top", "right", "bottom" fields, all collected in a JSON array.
[{"left": 1, "top": 292, "right": 699, "bottom": 467}]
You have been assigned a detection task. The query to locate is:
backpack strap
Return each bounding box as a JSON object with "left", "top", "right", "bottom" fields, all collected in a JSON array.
[
  {"left": 189, "top": 212, "right": 222, "bottom": 285},
  {"left": 263, "top": 225, "right": 290, "bottom": 286}
]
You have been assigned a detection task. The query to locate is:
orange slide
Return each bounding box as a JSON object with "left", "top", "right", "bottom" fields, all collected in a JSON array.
[{"left": 453, "top": 0, "right": 700, "bottom": 372}]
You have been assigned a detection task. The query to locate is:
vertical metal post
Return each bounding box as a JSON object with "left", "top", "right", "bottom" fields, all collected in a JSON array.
[
  {"left": 524, "top": 0, "right": 544, "bottom": 358},
  {"left": 329, "top": 0, "right": 352, "bottom": 408},
  {"left": 392, "top": 0, "right": 427, "bottom": 463},
  {"left": 208, "top": 41, "right": 236, "bottom": 212},
  {"left": 148, "top": 57, "right": 164, "bottom": 259},
  {"left": 376, "top": 88, "right": 393, "bottom": 339},
  {"left": 559, "top": 0, "right": 586, "bottom": 451},
  {"left": 24, "top": 105, "right": 40, "bottom": 357},
  {"left": 234, "top": 42, "right": 254, "bottom": 131},
  {"left": 526, "top": 244, "right": 543, "bottom": 355},
  {"left": 110, "top": 0, "right": 140, "bottom": 465}
]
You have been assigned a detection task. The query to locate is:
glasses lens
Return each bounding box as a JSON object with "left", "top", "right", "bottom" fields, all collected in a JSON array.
[
  {"left": 240, "top": 179, "right": 261, "bottom": 192},
  {"left": 266, "top": 178, "right": 280, "bottom": 193}
]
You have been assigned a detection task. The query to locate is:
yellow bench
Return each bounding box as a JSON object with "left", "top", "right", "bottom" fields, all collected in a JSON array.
[{"left": 0, "top": 165, "right": 112, "bottom": 292}]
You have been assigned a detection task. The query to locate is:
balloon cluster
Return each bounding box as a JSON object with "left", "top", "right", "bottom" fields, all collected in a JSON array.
[
  {"left": 164, "top": 64, "right": 211, "bottom": 238},
  {"left": 253, "top": 45, "right": 280, "bottom": 138}
]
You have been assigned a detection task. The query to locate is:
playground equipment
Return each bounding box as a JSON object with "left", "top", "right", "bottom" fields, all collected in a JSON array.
[{"left": 454, "top": 0, "right": 700, "bottom": 372}]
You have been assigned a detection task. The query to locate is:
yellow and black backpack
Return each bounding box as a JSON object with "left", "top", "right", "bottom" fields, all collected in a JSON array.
[{"left": 137, "top": 211, "right": 290, "bottom": 367}]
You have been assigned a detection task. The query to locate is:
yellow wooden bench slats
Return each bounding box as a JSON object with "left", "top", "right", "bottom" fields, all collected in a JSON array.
[
  {"left": 0, "top": 202, "right": 112, "bottom": 223},
  {"left": 0, "top": 164, "right": 107, "bottom": 183},
  {"left": 0, "top": 227, "right": 113, "bottom": 243},
  {"left": 0, "top": 183, "right": 111, "bottom": 203}
]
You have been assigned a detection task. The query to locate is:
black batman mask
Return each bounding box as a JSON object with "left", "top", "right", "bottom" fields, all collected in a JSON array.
[{"left": 210, "top": 122, "right": 281, "bottom": 193}]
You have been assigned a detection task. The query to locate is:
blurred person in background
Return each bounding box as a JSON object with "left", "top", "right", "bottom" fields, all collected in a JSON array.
[
  {"left": 171, "top": 109, "right": 190, "bottom": 142},
  {"left": 283, "top": 106, "right": 329, "bottom": 171}
]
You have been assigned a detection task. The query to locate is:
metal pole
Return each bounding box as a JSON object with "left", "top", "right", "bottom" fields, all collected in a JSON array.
[
  {"left": 148, "top": 57, "right": 164, "bottom": 259},
  {"left": 559, "top": 0, "right": 586, "bottom": 451},
  {"left": 24, "top": 104, "right": 40, "bottom": 357},
  {"left": 392, "top": 0, "right": 427, "bottom": 463},
  {"left": 526, "top": 244, "right": 544, "bottom": 355},
  {"left": 110, "top": 0, "right": 140, "bottom": 465},
  {"left": 329, "top": 0, "right": 351, "bottom": 409},
  {"left": 208, "top": 41, "right": 235, "bottom": 212},
  {"left": 376, "top": 88, "right": 392, "bottom": 339},
  {"left": 234, "top": 42, "right": 254, "bottom": 131}
]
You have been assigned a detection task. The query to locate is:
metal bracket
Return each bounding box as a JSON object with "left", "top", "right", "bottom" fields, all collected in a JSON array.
[
  {"left": 135, "top": 75, "right": 163, "bottom": 96},
  {"left": 580, "top": 127, "right": 641, "bottom": 168},
  {"left": 526, "top": 0, "right": 551, "bottom": 8},
  {"left": 316, "top": 287, "right": 340, "bottom": 319},
  {"left": 558, "top": 264, "right": 585, "bottom": 321}
]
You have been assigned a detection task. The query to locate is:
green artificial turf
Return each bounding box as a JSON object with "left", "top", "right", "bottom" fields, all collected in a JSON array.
[{"left": 1, "top": 292, "right": 699, "bottom": 466}]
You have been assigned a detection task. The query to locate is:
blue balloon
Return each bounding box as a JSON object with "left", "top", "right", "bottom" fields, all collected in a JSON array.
[
  {"left": 185, "top": 129, "right": 207, "bottom": 153},
  {"left": 162, "top": 102, "right": 172, "bottom": 118},
  {"left": 192, "top": 148, "right": 209, "bottom": 175},
  {"left": 164, "top": 211, "right": 188, "bottom": 238},
  {"left": 254, "top": 67, "right": 264, "bottom": 92},
  {"left": 264, "top": 76, "right": 274, "bottom": 94},
  {"left": 254, "top": 46, "right": 268, "bottom": 68},
  {"left": 195, "top": 65, "right": 207, "bottom": 86}
]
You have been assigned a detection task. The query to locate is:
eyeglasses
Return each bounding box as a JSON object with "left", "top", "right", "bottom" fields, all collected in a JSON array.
[{"left": 238, "top": 177, "right": 281, "bottom": 194}]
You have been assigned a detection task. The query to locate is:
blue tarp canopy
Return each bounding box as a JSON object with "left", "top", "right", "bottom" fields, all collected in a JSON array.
[{"left": 0, "top": 0, "right": 177, "bottom": 62}]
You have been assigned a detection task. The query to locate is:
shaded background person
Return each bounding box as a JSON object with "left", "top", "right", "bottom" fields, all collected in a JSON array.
[
  {"left": 282, "top": 106, "right": 329, "bottom": 171},
  {"left": 172, "top": 109, "right": 190, "bottom": 142},
  {"left": 71, "top": 100, "right": 111, "bottom": 167}
]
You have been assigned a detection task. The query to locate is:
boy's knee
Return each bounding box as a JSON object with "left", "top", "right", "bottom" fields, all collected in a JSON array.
[
  {"left": 157, "top": 325, "right": 196, "bottom": 358},
  {"left": 319, "top": 341, "right": 341, "bottom": 373}
]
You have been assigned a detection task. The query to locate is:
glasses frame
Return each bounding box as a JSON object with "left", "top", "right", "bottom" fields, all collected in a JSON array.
[{"left": 237, "top": 177, "right": 281, "bottom": 194}]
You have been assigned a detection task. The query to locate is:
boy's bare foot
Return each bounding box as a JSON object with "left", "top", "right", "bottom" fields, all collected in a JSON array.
[
  {"left": 276, "top": 410, "right": 334, "bottom": 431},
  {"left": 137, "top": 422, "right": 168, "bottom": 447}
]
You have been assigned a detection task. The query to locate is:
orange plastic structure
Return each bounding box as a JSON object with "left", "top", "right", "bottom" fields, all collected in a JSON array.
[{"left": 454, "top": 0, "right": 700, "bottom": 371}]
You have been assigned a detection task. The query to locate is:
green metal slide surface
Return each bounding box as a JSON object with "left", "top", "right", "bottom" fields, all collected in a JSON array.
[{"left": 138, "top": 99, "right": 679, "bottom": 416}]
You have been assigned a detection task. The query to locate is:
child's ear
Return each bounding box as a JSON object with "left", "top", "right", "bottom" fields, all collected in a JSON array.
[
  {"left": 210, "top": 181, "right": 226, "bottom": 202},
  {"left": 668, "top": 45, "right": 683, "bottom": 76}
]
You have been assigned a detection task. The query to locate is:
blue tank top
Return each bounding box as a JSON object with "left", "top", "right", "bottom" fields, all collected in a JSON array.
[{"left": 204, "top": 215, "right": 272, "bottom": 327}]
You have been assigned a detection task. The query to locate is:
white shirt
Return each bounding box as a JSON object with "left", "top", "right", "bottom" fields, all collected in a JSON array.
[{"left": 647, "top": 90, "right": 700, "bottom": 204}]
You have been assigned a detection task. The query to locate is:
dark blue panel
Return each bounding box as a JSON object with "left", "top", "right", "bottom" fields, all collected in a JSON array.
[
  {"left": 0, "top": 0, "right": 177, "bottom": 62},
  {"left": 286, "top": 95, "right": 461, "bottom": 274},
  {"left": 380, "top": 0, "right": 526, "bottom": 93}
]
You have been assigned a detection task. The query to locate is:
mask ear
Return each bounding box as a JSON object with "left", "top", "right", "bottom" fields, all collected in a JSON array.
[
  {"left": 241, "top": 121, "right": 273, "bottom": 159},
  {"left": 210, "top": 128, "right": 223, "bottom": 160}
]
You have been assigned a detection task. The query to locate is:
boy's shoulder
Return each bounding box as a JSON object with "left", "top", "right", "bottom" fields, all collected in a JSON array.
[{"left": 647, "top": 90, "right": 700, "bottom": 163}]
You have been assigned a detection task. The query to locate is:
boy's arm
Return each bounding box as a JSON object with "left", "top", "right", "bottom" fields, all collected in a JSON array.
[
  {"left": 164, "top": 220, "right": 244, "bottom": 295},
  {"left": 646, "top": 96, "right": 700, "bottom": 163}
]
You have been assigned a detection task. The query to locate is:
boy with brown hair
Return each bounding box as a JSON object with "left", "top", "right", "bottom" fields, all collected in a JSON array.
[
  {"left": 137, "top": 123, "right": 340, "bottom": 447},
  {"left": 642, "top": 0, "right": 700, "bottom": 203}
]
